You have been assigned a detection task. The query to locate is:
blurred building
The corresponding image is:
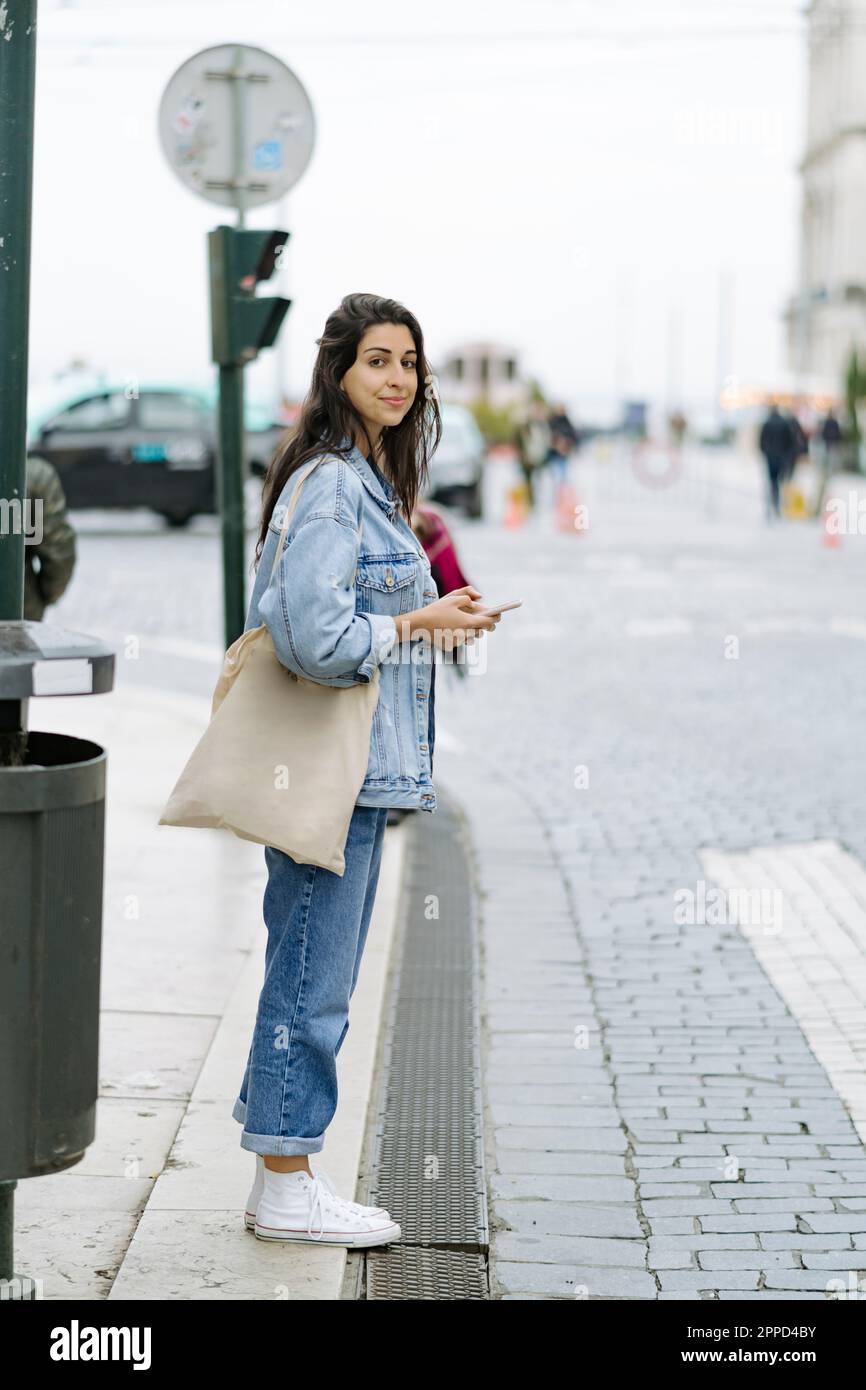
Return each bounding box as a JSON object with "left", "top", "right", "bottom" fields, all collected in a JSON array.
[
  {"left": 437, "top": 342, "right": 527, "bottom": 408},
  {"left": 785, "top": 0, "right": 866, "bottom": 389}
]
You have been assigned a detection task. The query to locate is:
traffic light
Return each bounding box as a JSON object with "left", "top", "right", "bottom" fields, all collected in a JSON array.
[{"left": 208, "top": 226, "right": 291, "bottom": 366}]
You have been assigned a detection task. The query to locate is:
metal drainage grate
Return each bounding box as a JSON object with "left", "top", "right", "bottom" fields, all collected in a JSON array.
[
  {"left": 355, "top": 793, "right": 489, "bottom": 1300},
  {"left": 367, "top": 1247, "right": 488, "bottom": 1301}
]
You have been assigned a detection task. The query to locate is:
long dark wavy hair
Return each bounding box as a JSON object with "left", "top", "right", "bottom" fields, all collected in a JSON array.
[{"left": 253, "top": 293, "right": 442, "bottom": 569}]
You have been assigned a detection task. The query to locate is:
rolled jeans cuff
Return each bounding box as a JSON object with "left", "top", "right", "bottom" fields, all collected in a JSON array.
[{"left": 232, "top": 1098, "right": 326, "bottom": 1156}]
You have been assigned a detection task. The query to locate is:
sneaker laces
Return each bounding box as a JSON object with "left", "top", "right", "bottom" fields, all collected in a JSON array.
[
  {"left": 314, "top": 1166, "right": 386, "bottom": 1216},
  {"left": 306, "top": 1173, "right": 373, "bottom": 1240}
]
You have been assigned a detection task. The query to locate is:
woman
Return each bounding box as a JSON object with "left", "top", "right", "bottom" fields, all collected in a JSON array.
[{"left": 232, "top": 293, "right": 501, "bottom": 1247}]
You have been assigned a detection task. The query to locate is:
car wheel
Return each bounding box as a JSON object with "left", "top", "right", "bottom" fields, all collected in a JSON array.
[{"left": 159, "top": 510, "right": 194, "bottom": 528}]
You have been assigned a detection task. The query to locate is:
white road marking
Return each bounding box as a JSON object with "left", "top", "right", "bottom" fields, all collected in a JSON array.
[
  {"left": 830, "top": 618, "right": 866, "bottom": 641},
  {"left": 699, "top": 840, "right": 866, "bottom": 1143}
]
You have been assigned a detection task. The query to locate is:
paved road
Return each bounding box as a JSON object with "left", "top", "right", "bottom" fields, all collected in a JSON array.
[{"left": 432, "top": 444, "right": 866, "bottom": 1299}]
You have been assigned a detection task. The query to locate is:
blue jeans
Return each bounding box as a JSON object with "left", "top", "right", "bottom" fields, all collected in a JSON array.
[
  {"left": 231, "top": 805, "right": 389, "bottom": 1155},
  {"left": 765, "top": 456, "right": 783, "bottom": 518},
  {"left": 546, "top": 448, "right": 570, "bottom": 488}
]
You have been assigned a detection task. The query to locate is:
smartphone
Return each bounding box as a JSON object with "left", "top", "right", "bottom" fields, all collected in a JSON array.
[{"left": 481, "top": 599, "right": 523, "bottom": 615}]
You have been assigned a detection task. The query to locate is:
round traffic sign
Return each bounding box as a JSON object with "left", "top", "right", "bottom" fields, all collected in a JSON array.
[{"left": 158, "top": 44, "right": 315, "bottom": 210}]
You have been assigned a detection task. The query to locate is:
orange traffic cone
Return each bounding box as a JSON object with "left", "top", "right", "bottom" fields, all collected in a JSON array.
[
  {"left": 555, "top": 482, "right": 585, "bottom": 534},
  {"left": 504, "top": 485, "right": 526, "bottom": 529}
]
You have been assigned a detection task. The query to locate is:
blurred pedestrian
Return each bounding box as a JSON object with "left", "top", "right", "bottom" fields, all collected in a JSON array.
[
  {"left": 513, "top": 401, "right": 550, "bottom": 508},
  {"left": 545, "top": 401, "right": 579, "bottom": 490},
  {"left": 814, "top": 409, "right": 844, "bottom": 514},
  {"left": 22, "top": 453, "right": 77, "bottom": 621},
  {"left": 784, "top": 411, "right": 808, "bottom": 483},
  {"left": 819, "top": 409, "right": 843, "bottom": 473},
  {"left": 758, "top": 404, "right": 796, "bottom": 520},
  {"left": 668, "top": 410, "right": 687, "bottom": 447}
]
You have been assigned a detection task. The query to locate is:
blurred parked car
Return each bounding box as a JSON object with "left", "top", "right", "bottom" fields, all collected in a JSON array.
[
  {"left": 26, "top": 380, "right": 288, "bottom": 527},
  {"left": 422, "top": 402, "right": 486, "bottom": 518}
]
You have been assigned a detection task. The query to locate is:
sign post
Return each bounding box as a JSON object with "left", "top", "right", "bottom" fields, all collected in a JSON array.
[{"left": 158, "top": 45, "right": 315, "bottom": 646}]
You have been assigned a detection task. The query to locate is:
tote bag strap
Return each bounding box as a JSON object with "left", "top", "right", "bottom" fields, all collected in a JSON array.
[{"left": 267, "top": 456, "right": 365, "bottom": 586}]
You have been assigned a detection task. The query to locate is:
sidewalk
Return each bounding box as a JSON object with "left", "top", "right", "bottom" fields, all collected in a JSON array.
[{"left": 13, "top": 682, "right": 408, "bottom": 1300}]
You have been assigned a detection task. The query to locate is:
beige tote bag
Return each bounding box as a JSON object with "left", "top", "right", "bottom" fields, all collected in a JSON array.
[{"left": 158, "top": 460, "right": 381, "bottom": 875}]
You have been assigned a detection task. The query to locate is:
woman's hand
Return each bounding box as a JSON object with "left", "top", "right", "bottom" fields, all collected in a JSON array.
[{"left": 398, "top": 585, "right": 502, "bottom": 650}]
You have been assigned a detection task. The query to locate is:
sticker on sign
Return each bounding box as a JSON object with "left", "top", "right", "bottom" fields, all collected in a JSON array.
[{"left": 32, "top": 659, "right": 94, "bottom": 696}]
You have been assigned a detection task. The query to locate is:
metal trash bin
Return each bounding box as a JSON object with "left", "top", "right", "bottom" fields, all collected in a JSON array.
[{"left": 0, "top": 621, "right": 115, "bottom": 1184}]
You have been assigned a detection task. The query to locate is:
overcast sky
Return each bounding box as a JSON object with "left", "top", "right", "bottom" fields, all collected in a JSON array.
[{"left": 29, "top": 0, "right": 807, "bottom": 424}]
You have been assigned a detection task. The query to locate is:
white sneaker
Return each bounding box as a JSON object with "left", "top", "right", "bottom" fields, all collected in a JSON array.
[
  {"left": 254, "top": 1168, "right": 401, "bottom": 1247},
  {"left": 243, "top": 1153, "right": 390, "bottom": 1230}
]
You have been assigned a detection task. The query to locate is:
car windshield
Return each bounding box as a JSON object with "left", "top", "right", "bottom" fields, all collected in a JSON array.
[
  {"left": 139, "top": 393, "right": 208, "bottom": 430},
  {"left": 48, "top": 393, "right": 132, "bottom": 431}
]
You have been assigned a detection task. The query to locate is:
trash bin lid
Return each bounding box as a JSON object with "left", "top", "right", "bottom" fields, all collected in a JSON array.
[{"left": 0, "top": 621, "right": 115, "bottom": 697}]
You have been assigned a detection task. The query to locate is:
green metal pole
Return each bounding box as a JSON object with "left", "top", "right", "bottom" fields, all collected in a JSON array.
[
  {"left": 216, "top": 363, "right": 246, "bottom": 647},
  {"left": 0, "top": 0, "right": 38, "bottom": 1292},
  {"left": 214, "top": 50, "right": 250, "bottom": 649},
  {"left": 207, "top": 225, "right": 248, "bottom": 650},
  {"left": 0, "top": 0, "right": 37, "bottom": 624}
]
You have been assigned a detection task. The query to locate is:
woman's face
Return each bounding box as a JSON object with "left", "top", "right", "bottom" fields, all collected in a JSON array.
[{"left": 340, "top": 322, "right": 418, "bottom": 442}]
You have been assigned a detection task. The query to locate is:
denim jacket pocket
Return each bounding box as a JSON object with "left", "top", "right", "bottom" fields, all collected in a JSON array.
[{"left": 354, "top": 554, "right": 418, "bottom": 616}]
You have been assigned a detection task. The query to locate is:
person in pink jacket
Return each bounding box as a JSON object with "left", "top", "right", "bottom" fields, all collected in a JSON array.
[
  {"left": 411, "top": 502, "right": 471, "bottom": 595},
  {"left": 411, "top": 503, "right": 474, "bottom": 685}
]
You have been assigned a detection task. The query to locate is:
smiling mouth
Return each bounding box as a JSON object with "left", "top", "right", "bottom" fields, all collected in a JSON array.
[{"left": 381, "top": 397, "right": 407, "bottom": 404}]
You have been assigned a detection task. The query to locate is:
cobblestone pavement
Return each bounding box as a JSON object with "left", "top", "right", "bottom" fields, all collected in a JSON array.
[{"left": 433, "top": 446, "right": 866, "bottom": 1300}]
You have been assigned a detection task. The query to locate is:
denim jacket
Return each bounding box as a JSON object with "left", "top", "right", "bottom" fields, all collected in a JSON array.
[{"left": 245, "top": 438, "right": 439, "bottom": 812}]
